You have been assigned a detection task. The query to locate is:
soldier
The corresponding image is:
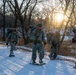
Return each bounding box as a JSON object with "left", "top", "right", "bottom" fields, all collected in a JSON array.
[
  {"left": 49, "top": 31, "right": 60, "bottom": 59},
  {"left": 46, "top": 32, "right": 54, "bottom": 44},
  {"left": 30, "top": 24, "right": 46, "bottom": 64},
  {"left": 6, "top": 28, "right": 18, "bottom": 57}
]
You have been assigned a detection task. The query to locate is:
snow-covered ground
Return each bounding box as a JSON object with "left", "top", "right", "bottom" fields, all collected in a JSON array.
[
  {"left": 63, "top": 36, "right": 73, "bottom": 41},
  {"left": 0, "top": 45, "right": 76, "bottom": 75}
]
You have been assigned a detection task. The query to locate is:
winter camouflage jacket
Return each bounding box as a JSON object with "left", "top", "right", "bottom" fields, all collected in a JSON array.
[
  {"left": 6, "top": 32, "right": 18, "bottom": 43},
  {"left": 30, "top": 29, "right": 46, "bottom": 44}
]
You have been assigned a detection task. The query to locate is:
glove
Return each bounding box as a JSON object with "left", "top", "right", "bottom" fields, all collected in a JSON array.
[
  {"left": 44, "top": 42, "right": 46, "bottom": 45},
  {"left": 15, "top": 42, "right": 17, "bottom": 44},
  {"left": 6, "top": 43, "right": 8, "bottom": 45}
]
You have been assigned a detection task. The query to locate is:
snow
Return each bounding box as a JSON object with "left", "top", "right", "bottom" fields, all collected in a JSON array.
[
  {"left": 17, "top": 46, "right": 32, "bottom": 51},
  {"left": 0, "top": 45, "right": 76, "bottom": 75},
  {"left": 63, "top": 36, "right": 73, "bottom": 41}
]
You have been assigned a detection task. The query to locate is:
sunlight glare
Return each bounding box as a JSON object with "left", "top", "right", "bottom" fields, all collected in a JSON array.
[{"left": 55, "top": 13, "right": 64, "bottom": 22}]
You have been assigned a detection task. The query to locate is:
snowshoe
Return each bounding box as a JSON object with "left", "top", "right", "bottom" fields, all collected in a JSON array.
[
  {"left": 9, "top": 55, "right": 15, "bottom": 57},
  {"left": 39, "top": 60, "right": 46, "bottom": 66}
]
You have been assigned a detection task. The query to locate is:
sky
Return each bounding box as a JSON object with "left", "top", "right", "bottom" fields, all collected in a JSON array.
[{"left": 0, "top": 0, "right": 56, "bottom": 10}]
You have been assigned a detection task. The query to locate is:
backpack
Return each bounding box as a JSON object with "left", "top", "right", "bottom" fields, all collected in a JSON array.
[
  {"left": 28, "top": 26, "right": 36, "bottom": 41},
  {"left": 7, "top": 31, "right": 18, "bottom": 44},
  {"left": 47, "top": 32, "right": 54, "bottom": 43},
  {"left": 6, "top": 28, "right": 12, "bottom": 38},
  {"left": 51, "top": 33, "right": 60, "bottom": 46},
  {"left": 11, "top": 33, "right": 18, "bottom": 42}
]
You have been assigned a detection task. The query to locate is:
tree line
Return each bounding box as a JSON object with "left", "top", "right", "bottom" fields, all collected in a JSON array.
[{"left": 0, "top": 0, "right": 76, "bottom": 45}]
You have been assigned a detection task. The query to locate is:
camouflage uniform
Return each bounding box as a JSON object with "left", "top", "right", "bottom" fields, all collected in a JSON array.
[
  {"left": 49, "top": 31, "right": 60, "bottom": 59},
  {"left": 6, "top": 29, "right": 18, "bottom": 57},
  {"left": 30, "top": 24, "right": 46, "bottom": 64},
  {"left": 47, "top": 32, "right": 54, "bottom": 44}
]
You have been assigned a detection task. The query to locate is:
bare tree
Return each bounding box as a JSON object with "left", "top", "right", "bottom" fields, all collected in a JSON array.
[
  {"left": 60, "top": 0, "right": 75, "bottom": 43},
  {"left": 6, "top": 0, "right": 45, "bottom": 44},
  {"left": 3, "top": 0, "right": 7, "bottom": 41},
  {"left": 6, "top": 0, "right": 31, "bottom": 44}
]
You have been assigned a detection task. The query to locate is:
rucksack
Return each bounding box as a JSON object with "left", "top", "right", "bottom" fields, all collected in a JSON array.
[
  {"left": 6, "top": 28, "right": 12, "bottom": 38},
  {"left": 9, "top": 32, "right": 18, "bottom": 43},
  {"left": 47, "top": 32, "right": 54, "bottom": 44},
  {"left": 51, "top": 33, "right": 60, "bottom": 46},
  {"left": 28, "top": 26, "right": 36, "bottom": 41}
]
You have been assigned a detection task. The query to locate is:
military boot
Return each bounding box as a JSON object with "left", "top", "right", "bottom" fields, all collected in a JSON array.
[{"left": 9, "top": 50, "right": 15, "bottom": 57}]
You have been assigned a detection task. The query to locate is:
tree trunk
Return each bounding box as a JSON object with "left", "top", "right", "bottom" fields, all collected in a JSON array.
[
  {"left": 19, "top": 17, "right": 27, "bottom": 44},
  {"left": 60, "top": 1, "right": 75, "bottom": 44},
  {"left": 3, "top": 0, "right": 6, "bottom": 41},
  {"left": 14, "top": 7, "right": 17, "bottom": 28}
]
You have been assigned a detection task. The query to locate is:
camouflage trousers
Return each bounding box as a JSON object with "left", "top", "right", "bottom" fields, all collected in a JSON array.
[
  {"left": 9, "top": 42, "right": 16, "bottom": 55},
  {"left": 49, "top": 45, "right": 58, "bottom": 59},
  {"left": 32, "top": 43, "right": 44, "bottom": 62}
]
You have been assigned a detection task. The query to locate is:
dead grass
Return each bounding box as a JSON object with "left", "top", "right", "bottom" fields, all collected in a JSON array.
[
  {"left": 44, "top": 44, "right": 51, "bottom": 51},
  {"left": 12, "top": 38, "right": 76, "bottom": 57},
  {"left": 17, "top": 38, "right": 25, "bottom": 46},
  {"left": 44, "top": 40, "right": 76, "bottom": 57}
]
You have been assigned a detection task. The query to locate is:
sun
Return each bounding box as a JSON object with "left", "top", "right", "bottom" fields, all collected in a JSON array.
[{"left": 55, "top": 13, "right": 64, "bottom": 22}]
